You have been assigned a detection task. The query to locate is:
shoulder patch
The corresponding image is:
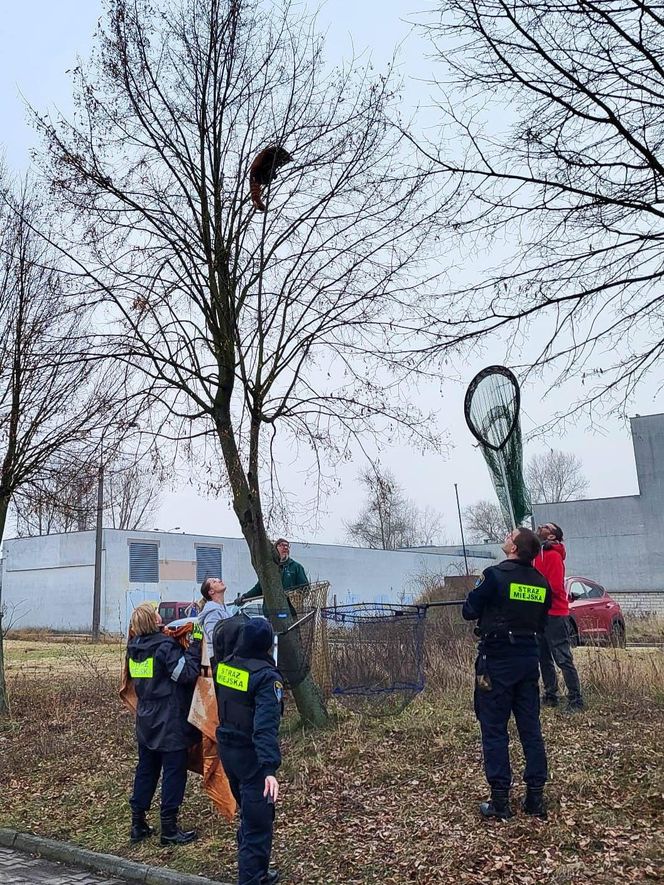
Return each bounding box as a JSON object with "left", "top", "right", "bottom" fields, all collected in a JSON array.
[
  {"left": 474, "top": 576, "right": 485, "bottom": 588},
  {"left": 274, "top": 680, "right": 284, "bottom": 703}
]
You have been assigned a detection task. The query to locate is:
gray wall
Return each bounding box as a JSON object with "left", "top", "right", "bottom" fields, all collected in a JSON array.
[
  {"left": 1, "top": 530, "right": 488, "bottom": 634},
  {"left": 532, "top": 495, "right": 648, "bottom": 590},
  {"left": 5, "top": 414, "right": 664, "bottom": 629},
  {"left": 533, "top": 413, "right": 664, "bottom": 593}
]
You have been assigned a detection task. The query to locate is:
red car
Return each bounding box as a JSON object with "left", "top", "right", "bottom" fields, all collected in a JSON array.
[
  {"left": 158, "top": 600, "right": 199, "bottom": 626},
  {"left": 565, "top": 577, "right": 626, "bottom": 647}
]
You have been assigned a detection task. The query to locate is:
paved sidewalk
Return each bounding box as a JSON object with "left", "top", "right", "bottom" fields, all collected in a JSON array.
[{"left": 0, "top": 847, "right": 127, "bottom": 885}]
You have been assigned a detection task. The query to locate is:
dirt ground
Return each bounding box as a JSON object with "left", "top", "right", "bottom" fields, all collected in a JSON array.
[{"left": 1, "top": 639, "right": 662, "bottom": 884}]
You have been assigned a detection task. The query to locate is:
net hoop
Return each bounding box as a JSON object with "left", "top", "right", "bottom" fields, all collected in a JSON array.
[
  {"left": 464, "top": 365, "right": 521, "bottom": 451},
  {"left": 320, "top": 602, "right": 426, "bottom": 625}
]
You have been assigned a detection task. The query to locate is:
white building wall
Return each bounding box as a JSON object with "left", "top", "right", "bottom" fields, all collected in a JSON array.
[
  {"left": 2, "top": 532, "right": 97, "bottom": 632},
  {"left": 1, "top": 530, "right": 487, "bottom": 634}
]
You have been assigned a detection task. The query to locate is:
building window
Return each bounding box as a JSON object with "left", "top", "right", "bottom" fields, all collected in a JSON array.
[
  {"left": 196, "top": 546, "right": 222, "bottom": 583},
  {"left": 129, "top": 542, "right": 159, "bottom": 583}
]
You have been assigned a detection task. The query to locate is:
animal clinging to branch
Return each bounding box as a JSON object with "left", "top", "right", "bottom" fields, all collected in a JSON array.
[{"left": 248, "top": 145, "right": 293, "bottom": 212}]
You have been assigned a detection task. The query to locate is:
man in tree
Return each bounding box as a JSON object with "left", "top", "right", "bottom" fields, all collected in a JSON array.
[
  {"left": 535, "top": 522, "right": 584, "bottom": 713},
  {"left": 238, "top": 539, "right": 308, "bottom": 618}
]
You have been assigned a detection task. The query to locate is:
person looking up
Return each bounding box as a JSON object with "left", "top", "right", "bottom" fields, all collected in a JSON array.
[
  {"left": 198, "top": 577, "right": 231, "bottom": 650},
  {"left": 535, "top": 521, "right": 584, "bottom": 712},
  {"left": 462, "top": 527, "right": 551, "bottom": 820},
  {"left": 126, "top": 603, "right": 202, "bottom": 846}
]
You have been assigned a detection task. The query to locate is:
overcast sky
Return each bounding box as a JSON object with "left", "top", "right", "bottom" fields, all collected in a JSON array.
[{"left": 2, "top": 1, "right": 661, "bottom": 546}]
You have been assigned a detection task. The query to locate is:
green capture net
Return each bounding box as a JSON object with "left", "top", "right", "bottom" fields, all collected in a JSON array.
[{"left": 464, "top": 366, "right": 532, "bottom": 528}]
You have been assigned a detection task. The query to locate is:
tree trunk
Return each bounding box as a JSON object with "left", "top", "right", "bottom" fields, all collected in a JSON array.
[
  {"left": 214, "top": 418, "right": 328, "bottom": 727},
  {"left": 0, "top": 495, "right": 11, "bottom": 717},
  {"left": 241, "top": 516, "right": 328, "bottom": 729}
]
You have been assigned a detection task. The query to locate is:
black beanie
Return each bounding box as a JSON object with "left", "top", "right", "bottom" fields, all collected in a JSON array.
[{"left": 237, "top": 617, "right": 274, "bottom": 657}]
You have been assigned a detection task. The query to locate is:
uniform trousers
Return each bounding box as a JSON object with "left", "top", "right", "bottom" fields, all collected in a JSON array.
[
  {"left": 130, "top": 744, "right": 188, "bottom": 817},
  {"left": 474, "top": 653, "right": 548, "bottom": 790},
  {"left": 219, "top": 744, "right": 274, "bottom": 885}
]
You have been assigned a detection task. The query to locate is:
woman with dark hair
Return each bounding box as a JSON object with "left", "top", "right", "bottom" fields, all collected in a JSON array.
[
  {"left": 127, "top": 603, "right": 202, "bottom": 846},
  {"left": 198, "top": 577, "right": 231, "bottom": 649}
]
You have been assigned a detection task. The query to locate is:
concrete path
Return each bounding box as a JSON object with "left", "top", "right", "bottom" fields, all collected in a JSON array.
[{"left": 0, "top": 847, "right": 126, "bottom": 885}]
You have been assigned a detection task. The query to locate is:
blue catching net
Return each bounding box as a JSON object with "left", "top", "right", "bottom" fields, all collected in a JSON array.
[{"left": 319, "top": 603, "right": 427, "bottom": 716}]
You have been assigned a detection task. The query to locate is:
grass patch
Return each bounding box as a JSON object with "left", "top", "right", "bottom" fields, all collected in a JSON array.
[
  {"left": 1, "top": 639, "right": 663, "bottom": 883},
  {"left": 625, "top": 613, "right": 664, "bottom": 645},
  {"left": 4, "top": 639, "right": 124, "bottom": 678}
]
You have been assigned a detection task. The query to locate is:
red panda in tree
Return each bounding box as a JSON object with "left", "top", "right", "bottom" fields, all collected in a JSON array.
[{"left": 249, "top": 145, "right": 292, "bottom": 212}]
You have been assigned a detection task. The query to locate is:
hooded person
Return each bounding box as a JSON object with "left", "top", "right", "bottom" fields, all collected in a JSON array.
[
  {"left": 198, "top": 577, "right": 232, "bottom": 651},
  {"left": 214, "top": 617, "right": 284, "bottom": 885},
  {"left": 535, "top": 522, "right": 584, "bottom": 711},
  {"left": 211, "top": 610, "right": 251, "bottom": 670}
]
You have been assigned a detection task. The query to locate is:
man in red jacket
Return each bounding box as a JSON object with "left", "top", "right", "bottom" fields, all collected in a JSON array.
[{"left": 535, "top": 522, "right": 584, "bottom": 712}]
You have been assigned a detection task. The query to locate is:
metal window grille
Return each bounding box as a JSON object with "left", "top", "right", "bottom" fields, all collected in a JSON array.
[
  {"left": 129, "top": 542, "right": 159, "bottom": 583},
  {"left": 196, "top": 546, "right": 222, "bottom": 583}
]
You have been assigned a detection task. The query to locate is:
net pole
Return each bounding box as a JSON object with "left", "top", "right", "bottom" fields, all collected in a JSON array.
[
  {"left": 454, "top": 483, "right": 470, "bottom": 576},
  {"left": 498, "top": 450, "right": 517, "bottom": 529}
]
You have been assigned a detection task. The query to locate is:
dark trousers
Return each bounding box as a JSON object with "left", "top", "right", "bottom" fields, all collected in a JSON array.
[
  {"left": 474, "top": 654, "right": 548, "bottom": 791},
  {"left": 539, "top": 615, "right": 582, "bottom": 704},
  {"left": 130, "top": 744, "right": 188, "bottom": 817},
  {"left": 219, "top": 744, "right": 274, "bottom": 885}
]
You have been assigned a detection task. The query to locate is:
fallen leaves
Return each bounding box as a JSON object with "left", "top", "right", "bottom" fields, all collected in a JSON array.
[{"left": 1, "top": 642, "right": 663, "bottom": 883}]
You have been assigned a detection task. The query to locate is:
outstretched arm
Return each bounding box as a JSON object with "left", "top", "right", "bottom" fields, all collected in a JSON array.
[
  {"left": 294, "top": 562, "right": 309, "bottom": 588},
  {"left": 240, "top": 581, "right": 262, "bottom": 602}
]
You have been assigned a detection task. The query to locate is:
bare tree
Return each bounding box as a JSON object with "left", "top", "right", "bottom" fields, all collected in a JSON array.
[
  {"left": 106, "top": 462, "right": 161, "bottom": 530},
  {"left": 0, "top": 177, "right": 123, "bottom": 716},
  {"left": 419, "top": 1, "right": 664, "bottom": 421},
  {"left": 38, "top": 0, "right": 441, "bottom": 725},
  {"left": 464, "top": 499, "right": 508, "bottom": 543},
  {"left": 414, "top": 505, "right": 446, "bottom": 548},
  {"left": 526, "top": 450, "right": 588, "bottom": 504},
  {"left": 0, "top": 600, "right": 29, "bottom": 640},
  {"left": 346, "top": 467, "right": 443, "bottom": 549},
  {"left": 12, "top": 456, "right": 161, "bottom": 534},
  {"left": 12, "top": 459, "right": 97, "bottom": 535}
]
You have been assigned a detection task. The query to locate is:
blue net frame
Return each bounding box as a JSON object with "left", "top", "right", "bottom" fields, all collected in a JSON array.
[{"left": 319, "top": 603, "right": 427, "bottom": 716}]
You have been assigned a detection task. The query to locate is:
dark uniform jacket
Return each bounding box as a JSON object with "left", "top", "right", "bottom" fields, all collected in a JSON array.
[
  {"left": 214, "top": 619, "right": 283, "bottom": 779},
  {"left": 127, "top": 631, "right": 202, "bottom": 752},
  {"left": 463, "top": 558, "right": 552, "bottom": 657}
]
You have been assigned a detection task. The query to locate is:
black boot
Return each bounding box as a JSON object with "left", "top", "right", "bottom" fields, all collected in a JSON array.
[
  {"left": 130, "top": 810, "right": 153, "bottom": 843},
  {"left": 160, "top": 814, "right": 197, "bottom": 846},
  {"left": 564, "top": 697, "right": 585, "bottom": 714},
  {"left": 522, "top": 788, "right": 548, "bottom": 820},
  {"left": 479, "top": 788, "right": 514, "bottom": 820},
  {"left": 262, "top": 871, "right": 281, "bottom": 885}
]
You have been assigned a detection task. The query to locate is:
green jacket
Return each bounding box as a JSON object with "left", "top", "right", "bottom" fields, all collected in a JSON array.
[{"left": 243, "top": 557, "right": 309, "bottom": 602}]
